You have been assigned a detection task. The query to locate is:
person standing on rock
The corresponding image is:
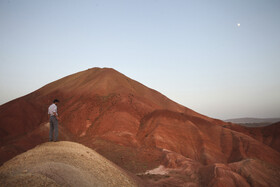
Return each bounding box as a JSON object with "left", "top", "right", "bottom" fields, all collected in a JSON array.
[{"left": 48, "top": 99, "right": 60, "bottom": 142}]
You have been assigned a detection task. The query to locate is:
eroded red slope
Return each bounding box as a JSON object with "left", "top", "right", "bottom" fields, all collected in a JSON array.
[
  {"left": 0, "top": 67, "right": 279, "bottom": 186},
  {"left": 225, "top": 122, "right": 280, "bottom": 152}
]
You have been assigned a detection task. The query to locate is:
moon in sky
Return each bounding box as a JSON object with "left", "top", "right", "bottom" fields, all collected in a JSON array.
[{"left": 237, "top": 23, "right": 241, "bottom": 27}]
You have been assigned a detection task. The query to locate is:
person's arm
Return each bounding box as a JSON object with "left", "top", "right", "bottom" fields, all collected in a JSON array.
[{"left": 54, "top": 108, "right": 60, "bottom": 120}]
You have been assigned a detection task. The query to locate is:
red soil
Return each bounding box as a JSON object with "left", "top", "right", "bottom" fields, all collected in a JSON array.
[{"left": 0, "top": 67, "right": 279, "bottom": 186}]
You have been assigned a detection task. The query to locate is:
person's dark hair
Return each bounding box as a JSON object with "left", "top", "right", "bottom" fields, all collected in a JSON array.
[{"left": 53, "top": 99, "right": 60, "bottom": 103}]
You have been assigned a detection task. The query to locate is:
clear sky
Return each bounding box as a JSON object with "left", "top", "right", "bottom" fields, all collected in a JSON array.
[{"left": 0, "top": 0, "right": 280, "bottom": 119}]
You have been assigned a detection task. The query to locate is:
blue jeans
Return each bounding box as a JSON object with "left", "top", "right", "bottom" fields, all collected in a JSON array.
[{"left": 49, "top": 116, "right": 58, "bottom": 141}]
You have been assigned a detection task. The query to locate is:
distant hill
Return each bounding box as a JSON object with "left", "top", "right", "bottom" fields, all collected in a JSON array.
[{"left": 224, "top": 118, "right": 280, "bottom": 127}]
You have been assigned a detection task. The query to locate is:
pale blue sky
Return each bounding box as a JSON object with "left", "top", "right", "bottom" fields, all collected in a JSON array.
[{"left": 0, "top": 0, "right": 280, "bottom": 119}]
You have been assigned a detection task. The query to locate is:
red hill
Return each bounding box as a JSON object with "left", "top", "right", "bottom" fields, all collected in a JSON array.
[{"left": 0, "top": 67, "right": 279, "bottom": 186}]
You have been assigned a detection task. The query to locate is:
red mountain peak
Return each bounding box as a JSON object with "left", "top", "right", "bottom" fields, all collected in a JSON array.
[{"left": 1, "top": 67, "right": 279, "bottom": 186}]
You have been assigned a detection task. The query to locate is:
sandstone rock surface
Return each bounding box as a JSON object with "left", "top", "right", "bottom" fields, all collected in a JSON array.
[{"left": 0, "top": 141, "right": 142, "bottom": 187}]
